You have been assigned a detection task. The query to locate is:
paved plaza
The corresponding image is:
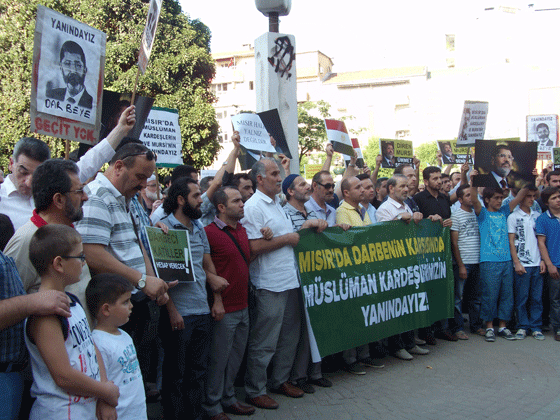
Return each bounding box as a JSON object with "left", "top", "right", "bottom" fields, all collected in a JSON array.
[{"left": 148, "top": 328, "right": 560, "bottom": 420}]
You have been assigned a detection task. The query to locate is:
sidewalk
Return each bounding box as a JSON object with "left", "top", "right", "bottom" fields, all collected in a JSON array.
[{"left": 148, "top": 329, "right": 560, "bottom": 420}]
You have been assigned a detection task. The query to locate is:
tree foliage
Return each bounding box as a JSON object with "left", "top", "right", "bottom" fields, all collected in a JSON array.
[
  {"left": 414, "top": 141, "right": 440, "bottom": 171},
  {"left": 297, "top": 100, "right": 331, "bottom": 162},
  {"left": 0, "top": 0, "right": 219, "bottom": 171}
]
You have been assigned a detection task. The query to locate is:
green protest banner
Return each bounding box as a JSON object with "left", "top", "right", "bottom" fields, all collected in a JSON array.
[
  {"left": 145, "top": 227, "right": 195, "bottom": 283},
  {"left": 553, "top": 147, "right": 560, "bottom": 170},
  {"left": 295, "top": 220, "right": 453, "bottom": 358}
]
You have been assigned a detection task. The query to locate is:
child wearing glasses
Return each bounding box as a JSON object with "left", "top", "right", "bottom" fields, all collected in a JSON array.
[{"left": 25, "top": 224, "right": 119, "bottom": 419}]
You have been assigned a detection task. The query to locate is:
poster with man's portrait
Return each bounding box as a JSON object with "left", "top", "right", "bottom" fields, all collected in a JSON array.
[
  {"left": 456, "top": 101, "right": 489, "bottom": 147},
  {"left": 526, "top": 114, "right": 558, "bottom": 160},
  {"left": 379, "top": 139, "right": 413, "bottom": 169},
  {"left": 437, "top": 140, "right": 473, "bottom": 164},
  {"left": 31, "top": 6, "right": 106, "bottom": 144},
  {"left": 472, "top": 140, "right": 537, "bottom": 188}
]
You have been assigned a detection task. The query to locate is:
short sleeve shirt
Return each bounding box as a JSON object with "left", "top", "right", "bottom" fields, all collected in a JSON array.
[
  {"left": 304, "top": 196, "right": 336, "bottom": 227},
  {"left": 477, "top": 205, "right": 511, "bottom": 262},
  {"left": 450, "top": 207, "right": 480, "bottom": 264},
  {"left": 507, "top": 208, "right": 541, "bottom": 267},
  {"left": 536, "top": 210, "right": 560, "bottom": 267}
]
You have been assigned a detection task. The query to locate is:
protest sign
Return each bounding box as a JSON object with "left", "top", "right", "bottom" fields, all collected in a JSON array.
[
  {"left": 526, "top": 115, "right": 558, "bottom": 161},
  {"left": 553, "top": 148, "right": 560, "bottom": 170},
  {"left": 456, "top": 101, "right": 489, "bottom": 147},
  {"left": 31, "top": 5, "right": 106, "bottom": 144},
  {"left": 138, "top": 0, "right": 162, "bottom": 74},
  {"left": 145, "top": 227, "right": 195, "bottom": 283},
  {"left": 379, "top": 139, "right": 413, "bottom": 168},
  {"left": 231, "top": 113, "right": 276, "bottom": 154},
  {"left": 295, "top": 220, "right": 453, "bottom": 359},
  {"left": 437, "top": 140, "right": 473, "bottom": 164},
  {"left": 139, "top": 107, "right": 183, "bottom": 168},
  {"left": 258, "top": 109, "right": 292, "bottom": 158},
  {"left": 304, "top": 164, "right": 324, "bottom": 180},
  {"left": 343, "top": 138, "right": 365, "bottom": 168},
  {"left": 325, "top": 119, "right": 355, "bottom": 156},
  {"left": 473, "top": 140, "right": 537, "bottom": 188},
  {"left": 100, "top": 90, "right": 154, "bottom": 140}
]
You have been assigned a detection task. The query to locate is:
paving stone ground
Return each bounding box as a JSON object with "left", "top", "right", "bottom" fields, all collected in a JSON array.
[{"left": 148, "top": 329, "right": 560, "bottom": 420}]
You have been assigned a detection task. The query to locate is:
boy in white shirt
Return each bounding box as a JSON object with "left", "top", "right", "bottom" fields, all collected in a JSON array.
[
  {"left": 507, "top": 185, "right": 546, "bottom": 340},
  {"left": 86, "top": 273, "right": 148, "bottom": 419}
]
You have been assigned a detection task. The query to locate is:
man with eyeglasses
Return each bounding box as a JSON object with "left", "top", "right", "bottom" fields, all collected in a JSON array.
[
  {"left": 486, "top": 144, "right": 527, "bottom": 191},
  {"left": 304, "top": 171, "right": 337, "bottom": 226},
  {"left": 0, "top": 104, "right": 136, "bottom": 231},
  {"left": 46, "top": 40, "right": 93, "bottom": 110}
]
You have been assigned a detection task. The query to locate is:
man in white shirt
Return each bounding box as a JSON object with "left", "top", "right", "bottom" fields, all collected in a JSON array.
[{"left": 0, "top": 105, "right": 136, "bottom": 230}]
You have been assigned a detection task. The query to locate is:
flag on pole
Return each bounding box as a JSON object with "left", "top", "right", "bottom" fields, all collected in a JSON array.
[
  {"left": 325, "top": 119, "right": 354, "bottom": 156},
  {"left": 343, "top": 138, "right": 365, "bottom": 168}
]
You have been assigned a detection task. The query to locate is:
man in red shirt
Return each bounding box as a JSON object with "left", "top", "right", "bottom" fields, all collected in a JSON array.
[{"left": 203, "top": 186, "right": 255, "bottom": 420}]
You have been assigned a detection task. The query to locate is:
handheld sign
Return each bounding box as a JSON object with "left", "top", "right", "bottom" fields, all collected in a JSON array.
[
  {"left": 231, "top": 113, "right": 276, "bottom": 153},
  {"left": 343, "top": 138, "right": 365, "bottom": 168},
  {"left": 437, "top": 140, "right": 473, "bottom": 164},
  {"left": 139, "top": 107, "right": 183, "bottom": 168},
  {"left": 31, "top": 5, "right": 106, "bottom": 144},
  {"left": 258, "top": 109, "right": 292, "bottom": 158},
  {"left": 325, "top": 119, "right": 354, "bottom": 156},
  {"left": 456, "top": 101, "right": 489, "bottom": 147},
  {"left": 138, "top": 0, "right": 162, "bottom": 74},
  {"left": 145, "top": 227, "right": 195, "bottom": 283},
  {"left": 379, "top": 139, "right": 413, "bottom": 168},
  {"left": 526, "top": 114, "right": 558, "bottom": 161},
  {"left": 553, "top": 148, "right": 560, "bottom": 170}
]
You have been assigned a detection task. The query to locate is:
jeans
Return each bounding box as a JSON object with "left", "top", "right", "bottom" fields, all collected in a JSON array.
[
  {"left": 514, "top": 266, "right": 543, "bottom": 331},
  {"left": 451, "top": 263, "right": 482, "bottom": 333},
  {"left": 479, "top": 261, "right": 514, "bottom": 322},
  {"left": 548, "top": 267, "right": 560, "bottom": 333},
  {"left": 160, "top": 312, "right": 212, "bottom": 420},
  {"left": 0, "top": 372, "right": 23, "bottom": 420}
]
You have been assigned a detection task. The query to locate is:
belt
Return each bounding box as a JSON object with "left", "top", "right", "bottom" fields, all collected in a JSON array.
[{"left": 0, "top": 362, "right": 27, "bottom": 373}]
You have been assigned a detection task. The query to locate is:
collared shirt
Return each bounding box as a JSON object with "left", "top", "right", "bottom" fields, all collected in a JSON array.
[
  {"left": 75, "top": 173, "right": 146, "bottom": 276},
  {"left": 376, "top": 196, "right": 413, "bottom": 222},
  {"left": 492, "top": 171, "right": 508, "bottom": 188},
  {"left": 0, "top": 252, "right": 27, "bottom": 364},
  {"left": 159, "top": 213, "right": 210, "bottom": 316},
  {"left": 129, "top": 194, "right": 154, "bottom": 264},
  {"left": 304, "top": 196, "right": 336, "bottom": 227},
  {"left": 284, "top": 202, "right": 318, "bottom": 232},
  {"left": 363, "top": 202, "right": 377, "bottom": 224},
  {"left": 335, "top": 201, "right": 372, "bottom": 227},
  {"left": 205, "top": 216, "right": 250, "bottom": 313},
  {"left": 507, "top": 207, "right": 541, "bottom": 267},
  {"left": 536, "top": 210, "right": 560, "bottom": 267},
  {"left": 413, "top": 189, "right": 451, "bottom": 220},
  {"left": 0, "top": 139, "right": 116, "bottom": 231},
  {"left": 151, "top": 192, "right": 214, "bottom": 227},
  {"left": 502, "top": 194, "right": 541, "bottom": 215},
  {"left": 241, "top": 189, "right": 299, "bottom": 292}
]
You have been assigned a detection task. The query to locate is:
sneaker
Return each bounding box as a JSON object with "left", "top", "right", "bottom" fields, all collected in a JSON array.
[
  {"left": 532, "top": 331, "right": 545, "bottom": 341},
  {"left": 344, "top": 362, "right": 366, "bottom": 375},
  {"left": 485, "top": 328, "right": 496, "bottom": 342},
  {"left": 408, "top": 345, "right": 430, "bottom": 355},
  {"left": 359, "top": 357, "right": 385, "bottom": 369},
  {"left": 515, "top": 329, "right": 526, "bottom": 340},
  {"left": 497, "top": 328, "right": 516, "bottom": 340},
  {"left": 393, "top": 349, "right": 413, "bottom": 360}
]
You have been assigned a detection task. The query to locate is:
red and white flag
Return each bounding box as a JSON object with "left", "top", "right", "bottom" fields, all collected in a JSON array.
[{"left": 325, "top": 119, "right": 355, "bottom": 156}]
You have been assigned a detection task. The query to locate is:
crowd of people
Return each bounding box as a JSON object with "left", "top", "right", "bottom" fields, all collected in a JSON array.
[{"left": 1, "top": 105, "right": 560, "bottom": 420}]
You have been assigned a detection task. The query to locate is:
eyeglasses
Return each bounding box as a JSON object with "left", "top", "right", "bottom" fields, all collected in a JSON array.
[
  {"left": 316, "top": 181, "right": 335, "bottom": 190},
  {"left": 61, "top": 252, "right": 86, "bottom": 263},
  {"left": 61, "top": 60, "right": 84, "bottom": 72},
  {"left": 122, "top": 150, "right": 158, "bottom": 162},
  {"left": 495, "top": 154, "right": 513, "bottom": 160}
]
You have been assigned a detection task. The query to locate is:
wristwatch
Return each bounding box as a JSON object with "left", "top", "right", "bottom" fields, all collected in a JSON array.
[{"left": 136, "top": 274, "right": 146, "bottom": 290}]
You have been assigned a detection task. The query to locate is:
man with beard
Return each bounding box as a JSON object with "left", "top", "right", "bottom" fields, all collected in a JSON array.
[
  {"left": 281, "top": 174, "right": 331, "bottom": 394},
  {"left": 203, "top": 186, "right": 255, "bottom": 419},
  {"left": 158, "top": 177, "right": 228, "bottom": 420},
  {"left": 381, "top": 141, "right": 396, "bottom": 168},
  {"left": 140, "top": 174, "right": 162, "bottom": 215},
  {"left": 75, "top": 143, "right": 176, "bottom": 408},
  {"left": 486, "top": 144, "right": 524, "bottom": 190},
  {"left": 4, "top": 159, "right": 91, "bottom": 304},
  {"left": 535, "top": 123, "right": 554, "bottom": 151},
  {"left": 46, "top": 41, "right": 93, "bottom": 109}
]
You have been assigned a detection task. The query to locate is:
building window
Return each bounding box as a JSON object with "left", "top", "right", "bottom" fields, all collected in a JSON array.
[
  {"left": 222, "top": 83, "right": 227, "bottom": 91},
  {"left": 216, "top": 112, "right": 223, "bottom": 119},
  {"left": 249, "top": 81, "right": 254, "bottom": 90},
  {"left": 224, "top": 110, "right": 227, "bottom": 118}
]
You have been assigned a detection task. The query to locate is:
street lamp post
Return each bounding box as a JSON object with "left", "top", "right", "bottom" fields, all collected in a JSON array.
[{"left": 254, "top": 0, "right": 299, "bottom": 175}]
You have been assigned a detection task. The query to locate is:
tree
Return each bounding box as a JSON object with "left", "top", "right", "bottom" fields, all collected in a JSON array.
[
  {"left": 0, "top": 0, "right": 219, "bottom": 171},
  {"left": 297, "top": 100, "right": 331, "bottom": 162},
  {"left": 414, "top": 141, "right": 440, "bottom": 171}
]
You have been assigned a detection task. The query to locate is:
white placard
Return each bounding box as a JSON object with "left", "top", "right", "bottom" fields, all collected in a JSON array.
[
  {"left": 139, "top": 107, "right": 183, "bottom": 168},
  {"left": 456, "top": 101, "right": 489, "bottom": 147},
  {"left": 231, "top": 114, "right": 276, "bottom": 153}
]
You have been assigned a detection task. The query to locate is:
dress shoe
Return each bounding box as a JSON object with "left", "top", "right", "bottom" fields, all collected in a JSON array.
[
  {"left": 209, "top": 413, "right": 231, "bottom": 420},
  {"left": 245, "top": 395, "right": 279, "bottom": 409},
  {"left": 294, "top": 379, "right": 315, "bottom": 394},
  {"left": 420, "top": 334, "right": 437, "bottom": 345},
  {"left": 270, "top": 382, "right": 304, "bottom": 398},
  {"left": 309, "top": 377, "right": 333, "bottom": 388},
  {"left": 223, "top": 401, "right": 256, "bottom": 415},
  {"left": 435, "top": 330, "right": 459, "bottom": 342}
]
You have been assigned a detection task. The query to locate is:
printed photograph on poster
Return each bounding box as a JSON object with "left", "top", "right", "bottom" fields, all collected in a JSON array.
[
  {"left": 526, "top": 115, "right": 558, "bottom": 159},
  {"left": 379, "top": 139, "right": 413, "bottom": 168},
  {"left": 35, "top": 6, "right": 105, "bottom": 125},
  {"left": 437, "top": 140, "right": 473, "bottom": 164},
  {"left": 472, "top": 140, "right": 537, "bottom": 188},
  {"left": 553, "top": 148, "right": 560, "bottom": 170},
  {"left": 145, "top": 227, "right": 195, "bottom": 283},
  {"left": 139, "top": 0, "right": 162, "bottom": 73},
  {"left": 456, "top": 101, "right": 489, "bottom": 147}
]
